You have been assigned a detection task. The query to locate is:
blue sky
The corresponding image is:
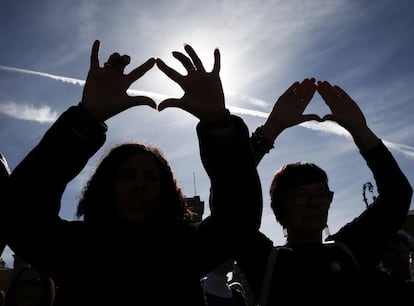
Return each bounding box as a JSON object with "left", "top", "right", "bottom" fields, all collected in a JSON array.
[{"left": 1, "top": 0, "right": 414, "bottom": 267}]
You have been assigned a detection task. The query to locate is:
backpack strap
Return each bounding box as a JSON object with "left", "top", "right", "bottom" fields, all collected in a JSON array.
[{"left": 260, "top": 246, "right": 278, "bottom": 306}]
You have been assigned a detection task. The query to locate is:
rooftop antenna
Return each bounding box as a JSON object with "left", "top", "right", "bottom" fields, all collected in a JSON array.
[{"left": 193, "top": 171, "right": 197, "bottom": 196}]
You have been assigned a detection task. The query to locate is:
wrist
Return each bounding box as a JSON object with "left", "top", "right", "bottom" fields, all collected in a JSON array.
[
  {"left": 77, "top": 102, "right": 108, "bottom": 131},
  {"left": 200, "top": 109, "right": 232, "bottom": 129},
  {"left": 251, "top": 125, "right": 274, "bottom": 154}
]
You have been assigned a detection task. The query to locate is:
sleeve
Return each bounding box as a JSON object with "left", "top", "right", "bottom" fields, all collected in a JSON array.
[
  {"left": 330, "top": 140, "right": 413, "bottom": 270},
  {"left": 196, "top": 114, "right": 263, "bottom": 235},
  {"left": 250, "top": 125, "right": 274, "bottom": 165},
  {"left": 4, "top": 105, "right": 107, "bottom": 259}
]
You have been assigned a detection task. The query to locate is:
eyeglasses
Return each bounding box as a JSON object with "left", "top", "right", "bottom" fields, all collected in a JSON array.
[{"left": 289, "top": 188, "right": 334, "bottom": 205}]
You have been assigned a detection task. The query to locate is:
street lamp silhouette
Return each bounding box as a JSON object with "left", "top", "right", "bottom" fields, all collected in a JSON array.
[{"left": 362, "top": 182, "right": 377, "bottom": 208}]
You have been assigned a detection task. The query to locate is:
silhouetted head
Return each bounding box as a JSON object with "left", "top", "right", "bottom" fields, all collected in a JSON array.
[
  {"left": 5, "top": 264, "right": 55, "bottom": 306},
  {"left": 76, "top": 143, "right": 191, "bottom": 225},
  {"left": 269, "top": 161, "right": 332, "bottom": 231}
]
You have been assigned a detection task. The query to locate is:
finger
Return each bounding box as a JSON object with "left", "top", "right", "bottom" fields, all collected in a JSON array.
[
  {"left": 108, "top": 52, "right": 121, "bottom": 62},
  {"left": 283, "top": 81, "right": 300, "bottom": 96},
  {"left": 321, "top": 114, "right": 336, "bottom": 122},
  {"left": 121, "top": 55, "right": 131, "bottom": 65},
  {"left": 300, "top": 78, "right": 315, "bottom": 92},
  {"left": 302, "top": 77, "right": 316, "bottom": 88},
  {"left": 127, "top": 96, "right": 157, "bottom": 109},
  {"left": 184, "top": 44, "right": 206, "bottom": 72},
  {"left": 300, "top": 114, "right": 322, "bottom": 123},
  {"left": 90, "top": 40, "right": 100, "bottom": 70},
  {"left": 316, "top": 81, "right": 335, "bottom": 102},
  {"left": 127, "top": 58, "right": 156, "bottom": 83},
  {"left": 333, "top": 85, "right": 351, "bottom": 100},
  {"left": 158, "top": 98, "right": 183, "bottom": 111},
  {"left": 212, "top": 48, "right": 220, "bottom": 74},
  {"left": 320, "top": 80, "right": 333, "bottom": 87},
  {"left": 105, "top": 53, "right": 130, "bottom": 73},
  {"left": 320, "top": 81, "right": 346, "bottom": 103},
  {"left": 172, "top": 51, "right": 195, "bottom": 73},
  {"left": 301, "top": 79, "right": 317, "bottom": 101},
  {"left": 301, "top": 90, "right": 316, "bottom": 105},
  {"left": 156, "top": 58, "right": 183, "bottom": 83}
]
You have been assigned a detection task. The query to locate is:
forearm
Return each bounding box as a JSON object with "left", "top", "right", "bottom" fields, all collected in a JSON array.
[
  {"left": 6, "top": 105, "right": 107, "bottom": 220},
  {"left": 350, "top": 124, "right": 381, "bottom": 153},
  {"left": 335, "top": 141, "right": 412, "bottom": 268},
  {"left": 197, "top": 115, "right": 263, "bottom": 231},
  {"left": 362, "top": 140, "right": 413, "bottom": 209}
]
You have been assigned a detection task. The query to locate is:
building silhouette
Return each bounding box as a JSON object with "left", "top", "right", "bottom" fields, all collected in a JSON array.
[{"left": 186, "top": 195, "right": 204, "bottom": 222}]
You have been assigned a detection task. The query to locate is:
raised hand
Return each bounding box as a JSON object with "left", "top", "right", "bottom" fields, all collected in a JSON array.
[
  {"left": 155, "top": 44, "right": 227, "bottom": 123},
  {"left": 317, "top": 80, "right": 379, "bottom": 151},
  {"left": 316, "top": 81, "right": 367, "bottom": 133},
  {"left": 80, "top": 40, "right": 156, "bottom": 122},
  {"left": 262, "top": 78, "right": 318, "bottom": 141}
]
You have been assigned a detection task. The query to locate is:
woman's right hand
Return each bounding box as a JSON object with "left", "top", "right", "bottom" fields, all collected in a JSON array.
[{"left": 80, "top": 40, "right": 156, "bottom": 122}]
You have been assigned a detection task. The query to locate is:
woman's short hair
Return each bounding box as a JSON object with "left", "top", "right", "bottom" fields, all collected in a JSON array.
[{"left": 269, "top": 161, "right": 329, "bottom": 227}]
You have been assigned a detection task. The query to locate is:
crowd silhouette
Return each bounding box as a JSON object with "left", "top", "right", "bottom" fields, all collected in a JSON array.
[{"left": 1, "top": 40, "right": 413, "bottom": 306}]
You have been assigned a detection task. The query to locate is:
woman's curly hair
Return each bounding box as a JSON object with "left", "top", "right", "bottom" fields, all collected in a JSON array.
[{"left": 76, "top": 143, "right": 193, "bottom": 224}]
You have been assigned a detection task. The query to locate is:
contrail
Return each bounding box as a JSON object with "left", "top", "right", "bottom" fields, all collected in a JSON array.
[
  {"left": 1, "top": 64, "right": 414, "bottom": 160},
  {"left": 0, "top": 65, "right": 85, "bottom": 86}
]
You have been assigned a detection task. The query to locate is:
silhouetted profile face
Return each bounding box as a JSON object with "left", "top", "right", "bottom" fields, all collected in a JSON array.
[
  {"left": 285, "top": 182, "right": 332, "bottom": 236},
  {"left": 114, "top": 152, "right": 161, "bottom": 224}
]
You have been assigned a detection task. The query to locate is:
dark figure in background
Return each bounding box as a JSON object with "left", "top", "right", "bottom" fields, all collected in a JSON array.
[
  {"left": 4, "top": 264, "right": 55, "bottom": 306},
  {"left": 3, "top": 41, "right": 261, "bottom": 306},
  {"left": 374, "top": 229, "right": 414, "bottom": 289},
  {"left": 201, "top": 258, "right": 249, "bottom": 306},
  {"left": 236, "top": 79, "right": 413, "bottom": 304},
  {"left": 0, "top": 153, "right": 11, "bottom": 255}
]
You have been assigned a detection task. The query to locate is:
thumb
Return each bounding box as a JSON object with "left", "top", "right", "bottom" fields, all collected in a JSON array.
[
  {"left": 299, "top": 114, "right": 323, "bottom": 123},
  {"left": 158, "top": 98, "right": 182, "bottom": 111},
  {"left": 320, "top": 114, "right": 335, "bottom": 122},
  {"left": 128, "top": 96, "right": 157, "bottom": 109}
]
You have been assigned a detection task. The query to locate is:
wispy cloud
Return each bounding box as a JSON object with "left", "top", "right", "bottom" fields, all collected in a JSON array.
[
  {"left": 0, "top": 102, "right": 58, "bottom": 123},
  {"left": 1, "top": 64, "right": 413, "bottom": 159}
]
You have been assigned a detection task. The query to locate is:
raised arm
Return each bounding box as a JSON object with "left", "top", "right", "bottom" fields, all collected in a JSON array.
[
  {"left": 316, "top": 80, "right": 380, "bottom": 152},
  {"left": 317, "top": 81, "right": 413, "bottom": 268},
  {"left": 156, "top": 44, "right": 262, "bottom": 234},
  {"left": 4, "top": 40, "right": 156, "bottom": 259},
  {"left": 251, "top": 78, "right": 318, "bottom": 163},
  {"left": 80, "top": 40, "right": 156, "bottom": 121}
]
